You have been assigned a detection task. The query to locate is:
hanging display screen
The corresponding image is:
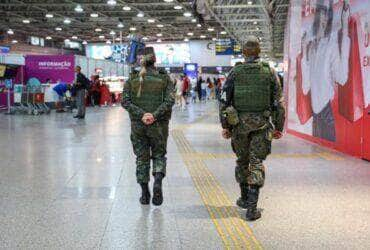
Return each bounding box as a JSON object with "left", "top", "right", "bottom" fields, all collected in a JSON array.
[
  {"left": 147, "top": 43, "right": 191, "bottom": 66},
  {"left": 86, "top": 44, "right": 128, "bottom": 63},
  {"left": 215, "top": 39, "right": 242, "bottom": 55}
]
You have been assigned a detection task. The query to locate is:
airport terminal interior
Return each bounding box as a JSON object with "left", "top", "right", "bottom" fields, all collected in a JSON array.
[{"left": 0, "top": 0, "right": 370, "bottom": 249}]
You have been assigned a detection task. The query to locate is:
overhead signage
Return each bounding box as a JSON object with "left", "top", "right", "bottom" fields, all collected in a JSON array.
[{"left": 215, "top": 38, "right": 242, "bottom": 55}]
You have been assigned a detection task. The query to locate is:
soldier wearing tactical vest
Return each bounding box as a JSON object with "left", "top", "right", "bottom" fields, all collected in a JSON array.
[
  {"left": 122, "top": 47, "right": 175, "bottom": 206},
  {"left": 220, "top": 36, "right": 285, "bottom": 221}
]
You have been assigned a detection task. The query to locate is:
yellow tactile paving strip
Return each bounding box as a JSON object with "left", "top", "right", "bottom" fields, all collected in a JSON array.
[
  {"left": 172, "top": 129, "right": 263, "bottom": 250},
  {"left": 171, "top": 112, "right": 342, "bottom": 249},
  {"left": 176, "top": 152, "right": 343, "bottom": 161}
]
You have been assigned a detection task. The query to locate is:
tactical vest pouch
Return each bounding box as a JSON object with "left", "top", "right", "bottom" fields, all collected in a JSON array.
[{"left": 223, "top": 106, "right": 239, "bottom": 126}]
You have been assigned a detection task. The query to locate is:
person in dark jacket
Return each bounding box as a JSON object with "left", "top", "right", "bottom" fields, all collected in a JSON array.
[
  {"left": 74, "top": 66, "right": 89, "bottom": 119},
  {"left": 197, "top": 76, "right": 203, "bottom": 101}
]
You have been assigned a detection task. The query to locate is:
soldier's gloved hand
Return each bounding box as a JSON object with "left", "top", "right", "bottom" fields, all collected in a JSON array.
[
  {"left": 273, "top": 130, "right": 283, "bottom": 139},
  {"left": 142, "top": 113, "right": 155, "bottom": 125},
  {"left": 222, "top": 129, "right": 231, "bottom": 139}
]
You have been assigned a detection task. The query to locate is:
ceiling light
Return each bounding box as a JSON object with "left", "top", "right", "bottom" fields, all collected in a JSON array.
[
  {"left": 212, "top": 37, "right": 217, "bottom": 41},
  {"left": 220, "top": 31, "right": 227, "bottom": 35},
  {"left": 45, "top": 36, "right": 52, "bottom": 40},
  {"left": 157, "top": 39, "right": 162, "bottom": 43},
  {"left": 55, "top": 27, "right": 62, "bottom": 31},
  {"left": 191, "top": 19, "right": 197, "bottom": 23},
  {"left": 45, "top": 13, "right": 54, "bottom": 18},
  {"left": 117, "top": 22, "right": 124, "bottom": 28},
  {"left": 12, "top": 40, "right": 18, "bottom": 44},
  {"left": 184, "top": 38, "right": 189, "bottom": 42},
  {"left": 197, "top": 24, "right": 202, "bottom": 27},
  {"left": 123, "top": 6, "right": 131, "bottom": 11},
  {"left": 110, "top": 30, "right": 116, "bottom": 35},
  {"left": 74, "top": 4, "right": 83, "bottom": 13},
  {"left": 183, "top": 12, "right": 192, "bottom": 17},
  {"left": 137, "top": 12, "right": 144, "bottom": 18},
  {"left": 107, "top": 0, "right": 117, "bottom": 6},
  {"left": 200, "top": 35, "right": 206, "bottom": 39},
  {"left": 130, "top": 27, "right": 136, "bottom": 31},
  {"left": 65, "top": 39, "right": 70, "bottom": 43},
  {"left": 187, "top": 32, "right": 194, "bottom": 36},
  {"left": 82, "top": 40, "right": 88, "bottom": 45},
  {"left": 99, "top": 35, "right": 105, "bottom": 39},
  {"left": 64, "top": 19, "right": 71, "bottom": 24},
  {"left": 174, "top": 5, "right": 182, "bottom": 10},
  {"left": 106, "top": 40, "right": 112, "bottom": 44},
  {"left": 164, "top": 0, "right": 174, "bottom": 2},
  {"left": 72, "top": 36, "right": 78, "bottom": 39},
  {"left": 248, "top": 1, "right": 253, "bottom": 5},
  {"left": 22, "top": 19, "right": 30, "bottom": 24},
  {"left": 157, "top": 33, "right": 163, "bottom": 37},
  {"left": 90, "top": 13, "right": 99, "bottom": 18},
  {"left": 95, "top": 28, "right": 102, "bottom": 32},
  {"left": 142, "top": 37, "right": 148, "bottom": 40},
  {"left": 7, "top": 29, "right": 14, "bottom": 35},
  {"left": 157, "top": 24, "right": 164, "bottom": 28},
  {"left": 147, "top": 19, "right": 155, "bottom": 23},
  {"left": 208, "top": 27, "right": 214, "bottom": 32},
  {"left": 115, "top": 37, "right": 121, "bottom": 41},
  {"left": 253, "top": 21, "right": 258, "bottom": 25},
  {"left": 256, "top": 27, "right": 260, "bottom": 31}
]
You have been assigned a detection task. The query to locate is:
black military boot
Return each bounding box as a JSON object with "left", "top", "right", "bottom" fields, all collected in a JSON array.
[
  {"left": 236, "top": 183, "right": 249, "bottom": 209},
  {"left": 152, "top": 172, "right": 164, "bottom": 206},
  {"left": 139, "top": 183, "right": 151, "bottom": 205},
  {"left": 245, "top": 185, "right": 261, "bottom": 221}
]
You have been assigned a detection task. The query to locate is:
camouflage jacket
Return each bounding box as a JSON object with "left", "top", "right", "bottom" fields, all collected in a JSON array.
[
  {"left": 219, "top": 57, "right": 286, "bottom": 132},
  {"left": 121, "top": 67, "right": 175, "bottom": 122}
]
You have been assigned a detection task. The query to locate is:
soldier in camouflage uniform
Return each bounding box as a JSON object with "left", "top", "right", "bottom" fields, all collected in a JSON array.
[
  {"left": 122, "top": 47, "right": 175, "bottom": 206},
  {"left": 220, "top": 36, "right": 285, "bottom": 221}
]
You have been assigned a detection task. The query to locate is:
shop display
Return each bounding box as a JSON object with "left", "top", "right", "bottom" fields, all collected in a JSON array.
[{"left": 102, "top": 76, "right": 125, "bottom": 93}]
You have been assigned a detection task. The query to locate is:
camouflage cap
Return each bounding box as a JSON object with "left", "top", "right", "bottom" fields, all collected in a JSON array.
[
  {"left": 243, "top": 36, "right": 260, "bottom": 50},
  {"left": 141, "top": 54, "right": 156, "bottom": 64}
]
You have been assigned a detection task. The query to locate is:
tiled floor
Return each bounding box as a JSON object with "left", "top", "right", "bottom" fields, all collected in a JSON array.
[{"left": 0, "top": 102, "right": 369, "bottom": 249}]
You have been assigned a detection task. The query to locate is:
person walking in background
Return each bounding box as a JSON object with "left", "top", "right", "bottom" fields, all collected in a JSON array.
[
  {"left": 175, "top": 76, "right": 183, "bottom": 108},
  {"left": 181, "top": 73, "right": 190, "bottom": 109},
  {"left": 90, "top": 75, "right": 101, "bottom": 107},
  {"left": 216, "top": 77, "right": 222, "bottom": 100},
  {"left": 197, "top": 76, "right": 203, "bottom": 102},
  {"left": 74, "top": 66, "right": 90, "bottom": 119},
  {"left": 206, "top": 77, "right": 212, "bottom": 100},
  {"left": 99, "top": 80, "right": 112, "bottom": 107},
  {"left": 201, "top": 78, "right": 207, "bottom": 102}
]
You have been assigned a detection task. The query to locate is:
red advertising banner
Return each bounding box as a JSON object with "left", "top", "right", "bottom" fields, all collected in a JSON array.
[{"left": 285, "top": 0, "right": 370, "bottom": 158}]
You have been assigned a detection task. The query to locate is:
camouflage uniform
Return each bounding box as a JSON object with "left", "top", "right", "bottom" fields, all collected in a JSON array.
[
  {"left": 220, "top": 57, "right": 285, "bottom": 188},
  {"left": 122, "top": 67, "right": 175, "bottom": 184}
]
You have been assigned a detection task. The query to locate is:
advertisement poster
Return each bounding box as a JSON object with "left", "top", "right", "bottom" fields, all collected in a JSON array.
[
  {"left": 25, "top": 55, "right": 75, "bottom": 83},
  {"left": 148, "top": 43, "right": 191, "bottom": 66},
  {"left": 285, "top": 0, "right": 370, "bottom": 157}
]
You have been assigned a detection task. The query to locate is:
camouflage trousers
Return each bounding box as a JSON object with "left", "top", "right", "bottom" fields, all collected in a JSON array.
[
  {"left": 231, "top": 127, "right": 272, "bottom": 187},
  {"left": 130, "top": 121, "right": 169, "bottom": 184}
]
